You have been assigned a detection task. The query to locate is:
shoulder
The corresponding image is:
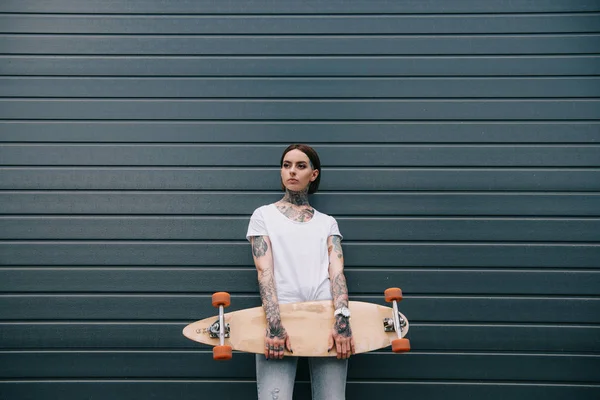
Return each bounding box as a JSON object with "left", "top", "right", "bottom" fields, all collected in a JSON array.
[
  {"left": 314, "top": 208, "right": 336, "bottom": 220},
  {"left": 313, "top": 209, "right": 339, "bottom": 227},
  {"left": 252, "top": 204, "right": 272, "bottom": 213},
  {"left": 250, "top": 204, "right": 276, "bottom": 219},
  {"left": 314, "top": 209, "right": 343, "bottom": 237}
]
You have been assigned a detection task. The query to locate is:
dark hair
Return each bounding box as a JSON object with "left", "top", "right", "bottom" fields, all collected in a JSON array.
[{"left": 280, "top": 144, "right": 321, "bottom": 194}]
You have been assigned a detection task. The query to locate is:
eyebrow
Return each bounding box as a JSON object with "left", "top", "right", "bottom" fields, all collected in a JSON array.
[{"left": 283, "top": 159, "right": 308, "bottom": 164}]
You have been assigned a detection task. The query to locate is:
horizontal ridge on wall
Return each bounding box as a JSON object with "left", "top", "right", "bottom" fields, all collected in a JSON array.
[
  {"left": 2, "top": 192, "right": 599, "bottom": 216},
  {"left": 1, "top": 351, "right": 599, "bottom": 383},
  {"left": 1, "top": 268, "right": 599, "bottom": 295},
  {"left": 2, "top": 77, "right": 599, "bottom": 98},
  {"left": 2, "top": 55, "right": 598, "bottom": 76},
  {"left": 1, "top": 242, "right": 599, "bottom": 267},
  {"left": 3, "top": 168, "right": 600, "bottom": 191},
  {"left": 0, "top": 381, "right": 597, "bottom": 400},
  {"left": 1, "top": 0, "right": 599, "bottom": 14},
  {"left": 2, "top": 34, "right": 600, "bottom": 55},
  {"left": 0, "top": 294, "right": 598, "bottom": 323},
  {"left": 1, "top": 322, "right": 599, "bottom": 352},
  {"left": 1, "top": 216, "right": 599, "bottom": 241},
  {"left": 2, "top": 144, "right": 599, "bottom": 166},
  {"left": 1, "top": 122, "right": 598, "bottom": 143},
  {"left": 1, "top": 99, "right": 599, "bottom": 119},
  {"left": 1, "top": 14, "right": 599, "bottom": 34}
]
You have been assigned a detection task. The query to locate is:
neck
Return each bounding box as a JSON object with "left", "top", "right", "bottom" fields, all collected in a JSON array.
[{"left": 282, "top": 189, "right": 310, "bottom": 206}]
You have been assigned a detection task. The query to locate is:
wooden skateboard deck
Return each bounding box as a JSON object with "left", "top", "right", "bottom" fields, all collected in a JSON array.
[{"left": 183, "top": 300, "right": 409, "bottom": 357}]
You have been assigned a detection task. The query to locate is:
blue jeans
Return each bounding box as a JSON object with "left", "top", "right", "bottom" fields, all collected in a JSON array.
[{"left": 256, "top": 354, "right": 348, "bottom": 400}]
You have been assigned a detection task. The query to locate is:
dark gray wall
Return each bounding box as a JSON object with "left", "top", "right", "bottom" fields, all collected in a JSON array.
[{"left": 1, "top": 1, "right": 599, "bottom": 399}]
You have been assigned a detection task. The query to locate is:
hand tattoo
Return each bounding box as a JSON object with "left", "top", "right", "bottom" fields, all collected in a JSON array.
[
  {"left": 266, "top": 321, "right": 287, "bottom": 340},
  {"left": 334, "top": 315, "right": 352, "bottom": 337}
]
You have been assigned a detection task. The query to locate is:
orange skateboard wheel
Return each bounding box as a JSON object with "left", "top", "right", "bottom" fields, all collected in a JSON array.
[
  {"left": 213, "top": 345, "right": 233, "bottom": 360},
  {"left": 392, "top": 338, "right": 411, "bottom": 353},
  {"left": 212, "top": 292, "right": 231, "bottom": 308},
  {"left": 384, "top": 287, "right": 403, "bottom": 303}
]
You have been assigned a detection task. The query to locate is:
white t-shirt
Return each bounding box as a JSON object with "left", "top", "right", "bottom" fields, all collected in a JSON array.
[{"left": 246, "top": 204, "right": 342, "bottom": 304}]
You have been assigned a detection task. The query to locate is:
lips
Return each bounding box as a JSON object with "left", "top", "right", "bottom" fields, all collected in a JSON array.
[{"left": 287, "top": 179, "right": 298, "bottom": 183}]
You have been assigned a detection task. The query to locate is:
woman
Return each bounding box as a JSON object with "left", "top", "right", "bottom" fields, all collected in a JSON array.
[{"left": 246, "top": 144, "right": 355, "bottom": 400}]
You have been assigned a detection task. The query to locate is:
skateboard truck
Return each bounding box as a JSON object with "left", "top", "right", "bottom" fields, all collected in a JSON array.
[
  {"left": 384, "top": 288, "right": 411, "bottom": 353},
  {"left": 383, "top": 315, "right": 407, "bottom": 333},
  {"left": 210, "top": 292, "right": 233, "bottom": 360},
  {"left": 197, "top": 320, "right": 231, "bottom": 338}
]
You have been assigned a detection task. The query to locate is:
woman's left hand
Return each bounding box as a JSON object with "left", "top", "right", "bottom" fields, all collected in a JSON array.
[{"left": 328, "top": 315, "right": 356, "bottom": 359}]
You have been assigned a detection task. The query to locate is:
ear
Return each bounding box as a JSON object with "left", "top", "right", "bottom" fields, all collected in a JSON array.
[{"left": 310, "top": 169, "right": 319, "bottom": 182}]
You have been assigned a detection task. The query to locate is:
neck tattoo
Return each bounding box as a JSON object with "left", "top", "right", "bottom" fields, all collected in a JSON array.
[
  {"left": 281, "top": 189, "right": 310, "bottom": 207},
  {"left": 277, "top": 189, "right": 314, "bottom": 222}
]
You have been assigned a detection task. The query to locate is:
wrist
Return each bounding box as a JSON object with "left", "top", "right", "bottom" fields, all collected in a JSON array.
[{"left": 334, "top": 306, "right": 351, "bottom": 318}]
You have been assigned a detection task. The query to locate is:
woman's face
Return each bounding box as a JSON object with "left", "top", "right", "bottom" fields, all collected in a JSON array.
[{"left": 281, "top": 149, "right": 319, "bottom": 192}]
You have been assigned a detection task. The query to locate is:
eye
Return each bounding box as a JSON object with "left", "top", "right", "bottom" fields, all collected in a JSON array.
[
  {"left": 297, "top": 164, "right": 306, "bottom": 169},
  {"left": 283, "top": 163, "right": 290, "bottom": 168}
]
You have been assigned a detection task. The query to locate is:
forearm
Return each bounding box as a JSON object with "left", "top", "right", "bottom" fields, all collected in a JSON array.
[
  {"left": 330, "top": 270, "right": 349, "bottom": 310},
  {"left": 328, "top": 235, "right": 349, "bottom": 309},
  {"left": 251, "top": 236, "right": 284, "bottom": 334},
  {"left": 331, "top": 269, "right": 352, "bottom": 338},
  {"left": 328, "top": 235, "right": 353, "bottom": 349},
  {"left": 251, "top": 236, "right": 290, "bottom": 358},
  {"left": 257, "top": 265, "right": 284, "bottom": 332}
]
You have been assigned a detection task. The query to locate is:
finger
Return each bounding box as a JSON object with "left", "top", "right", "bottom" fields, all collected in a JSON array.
[
  {"left": 277, "top": 339, "right": 285, "bottom": 359},
  {"left": 336, "top": 337, "right": 342, "bottom": 359},
  {"left": 351, "top": 337, "right": 356, "bottom": 355},
  {"left": 341, "top": 340, "right": 348, "bottom": 359},
  {"left": 286, "top": 336, "right": 293, "bottom": 354},
  {"left": 267, "top": 340, "right": 275, "bottom": 359},
  {"left": 273, "top": 340, "right": 280, "bottom": 359},
  {"left": 264, "top": 331, "right": 268, "bottom": 359},
  {"left": 272, "top": 339, "right": 279, "bottom": 359},
  {"left": 327, "top": 332, "right": 334, "bottom": 353},
  {"left": 264, "top": 337, "right": 270, "bottom": 359}
]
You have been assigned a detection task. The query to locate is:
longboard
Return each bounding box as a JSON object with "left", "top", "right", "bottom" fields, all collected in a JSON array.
[{"left": 183, "top": 294, "right": 410, "bottom": 358}]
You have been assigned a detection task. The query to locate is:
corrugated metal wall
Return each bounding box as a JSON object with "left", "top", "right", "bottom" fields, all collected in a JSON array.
[{"left": 1, "top": 1, "right": 599, "bottom": 399}]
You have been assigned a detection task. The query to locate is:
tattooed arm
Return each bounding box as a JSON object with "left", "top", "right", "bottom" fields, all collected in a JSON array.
[
  {"left": 328, "top": 235, "right": 355, "bottom": 359},
  {"left": 250, "top": 235, "right": 292, "bottom": 359}
]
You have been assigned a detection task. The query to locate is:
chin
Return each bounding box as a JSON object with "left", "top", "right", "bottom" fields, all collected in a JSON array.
[{"left": 286, "top": 184, "right": 306, "bottom": 192}]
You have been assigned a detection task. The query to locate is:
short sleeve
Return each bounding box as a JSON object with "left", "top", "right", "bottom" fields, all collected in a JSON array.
[
  {"left": 246, "top": 207, "right": 268, "bottom": 241},
  {"left": 329, "top": 216, "right": 343, "bottom": 240}
]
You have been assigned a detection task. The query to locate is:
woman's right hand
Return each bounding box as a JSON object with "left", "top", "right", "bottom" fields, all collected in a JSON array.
[{"left": 264, "top": 322, "right": 293, "bottom": 359}]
